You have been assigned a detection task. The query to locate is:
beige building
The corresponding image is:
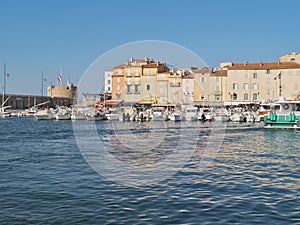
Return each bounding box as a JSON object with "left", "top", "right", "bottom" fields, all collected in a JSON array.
[
  {"left": 222, "top": 60, "right": 300, "bottom": 103},
  {"left": 47, "top": 83, "right": 77, "bottom": 100}
]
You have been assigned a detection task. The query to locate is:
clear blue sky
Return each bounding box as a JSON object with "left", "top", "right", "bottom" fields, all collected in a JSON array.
[{"left": 0, "top": 0, "right": 300, "bottom": 95}]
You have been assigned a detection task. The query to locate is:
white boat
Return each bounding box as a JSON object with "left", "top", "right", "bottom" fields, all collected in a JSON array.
[
  {"left": 198, "top": 108, "right": 214, "bottom": 121},
  {"left": 230, "top": 113, "right": 246, "bottom": 122},
  {"left": 86, "top": 111, "right": 106, "bottom": 121},
  {"left": 214, "top": 114, "right": 230, "bottom": 122},
  {"left": 71, "top": 107, "right": 87, "bottom": 120},
  {"left": 105, "top": 108, "right": 119, "bottom": 120},
  {"left": 151, "top": 107, "right": 165, "bottom": 121},
  {"left": 34, "top": 108, "right": 56, "bottom": 120},
  {"left": 169, "top": 111, "right": 182, "bottom": 121},
  {"left": 55, "top": 107, "right": 71, "bottom": 120},
  {"left": 184, "top": 106, "right": 198, "bottom": 121}
]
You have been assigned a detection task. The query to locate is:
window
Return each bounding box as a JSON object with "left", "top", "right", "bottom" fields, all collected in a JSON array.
[
  {"left": 126, "top": 85, "right": 132, "bottom": 93},
  {"left": 243, "top": 83, "right": 249, "bottom": 90},
  {"left": 233, "top": 83, "right": 238, "bottom": 90},
  {"left": 146, "top": 84, "right": 150, "bottom": 91},
  {"left": 107, "top": 87, "right": 111, "bottom": 92},
  {"left": 117, "top": 78, "right": 120, "bottom": 83},
  {"left": 232, "top": 93, "right": 237, "bottom": 100},
  {"left": 127, "top": 69, "right": 131, "bottom": 76},
  {"left": 134, "top": 85, "right": 140, "bottom": 93},
  {"left": 244, "top": 73, "right": 248, "bottom": 79},
  {"left": 244, "top": 93, "right": 249, "bottom": 101},
  {"left": 107, "top": 80, "right": 111, "bottom": 85},
  {"left": 135, "top": 69, "right": 139, "bottom": 76},
  {"left": 253, "top": 72, "right": 258, "bottom": 79},
  {"left": 160, "top": 88, "right": 163, "bottom": 94},
  {"left": 253, "top": 93, "right": 258, "bottom": 101},
  {"left": 126, "top": 78, "right": 131, "bottom": 84},
  {"left": 253, "top": 83, "right": 258, "bottom": 90},
  {"left": 201, "top": 77, "right": 206, "bottom": 83},
  {"left": 266, "top": 69, "right": 270, "bottom": 74},
  {"left": 117, "top": 85, "right": 120, "bottom": 91},
  {"left": 116, "top": 94, "right": 121, "bottom": 99}
]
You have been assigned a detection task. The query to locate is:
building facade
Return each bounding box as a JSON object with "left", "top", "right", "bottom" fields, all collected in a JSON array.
[{"left": 105, "top": 52, "right": 300, "bottom": 106}]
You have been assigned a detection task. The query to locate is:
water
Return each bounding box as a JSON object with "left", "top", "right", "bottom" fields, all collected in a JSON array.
[{"left": 1, "top": 117, "right": 299, "bottom": 224}]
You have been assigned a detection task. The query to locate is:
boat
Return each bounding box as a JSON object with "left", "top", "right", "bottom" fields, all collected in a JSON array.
[
  {"left": 169, "top": 110, "right": 182, "bottom": 121},
  {"left": 55, "top": 106, "right": 71, "bottom": 120},
  {"left": 105, "top": 108, "right": 119, "bottom": 120},
  {"left": 214, "top": 114, "right": 230, "bottom": 122},
  {"left": 86, "top": 111, "right": 106, "bottom": 121},
  {"left": 255, "top": 102, "right": 280, "bottom": 122},
  {"left": 71, "top": 107, "right": 88, "bottom": 120},
  {"left": 264, "top": 97, "right": 300, "bottom": 129},
  {"left": 34, "top": 108, "right": 56, "bottom": 120},
  {"left": 151, "top": 107, "right": 165, "bottom": 121},
  {"left": 184, "top": 106, "right": 198, "bottom": 121}
]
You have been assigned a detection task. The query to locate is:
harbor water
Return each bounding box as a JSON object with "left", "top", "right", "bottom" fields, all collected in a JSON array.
[{"left": 1, "top": 117, "right": 299, "bottom": 224}]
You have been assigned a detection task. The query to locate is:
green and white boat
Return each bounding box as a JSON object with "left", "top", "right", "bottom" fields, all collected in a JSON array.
[{"left": 264, "top": 98, "right": 300, "bottom": 129}]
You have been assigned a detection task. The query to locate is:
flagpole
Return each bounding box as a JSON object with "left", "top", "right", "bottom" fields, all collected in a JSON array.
[{"left": 279, "top": 72, "right": 282, "bottom": 97}]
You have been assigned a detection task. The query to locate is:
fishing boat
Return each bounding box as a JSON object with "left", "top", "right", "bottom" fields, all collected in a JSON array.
[{"left": 264, "top": 97, "right": 300, "bottom": 129}]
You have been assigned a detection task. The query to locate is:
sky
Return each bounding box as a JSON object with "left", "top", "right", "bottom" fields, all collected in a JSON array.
[{"left": 0, "top": 0, "right": 300, "bottom": 95}]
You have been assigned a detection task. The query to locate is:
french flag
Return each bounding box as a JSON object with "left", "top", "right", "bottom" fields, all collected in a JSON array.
[
  {"left": 274, "top": 72, "right": 281, "bottom": 80},
  {"left": 57, "top": 74, "right": 62, "bottom": 82}
]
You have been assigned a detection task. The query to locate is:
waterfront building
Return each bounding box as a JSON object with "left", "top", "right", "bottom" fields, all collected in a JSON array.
[
  {"left": 221, "top": 59, "right": 300, "bottom": 103},
  {"left": 104, "top": 70, "right": 113, "bottom": 98},
  {"left": 111, "top": 64, "right": 125, "bottom": 101},
  {"left": 106, "top": 52, "right": 300, "bottom": 106},
  {"left": 192, "top": 67, "right": 212, "bottom": 106}
]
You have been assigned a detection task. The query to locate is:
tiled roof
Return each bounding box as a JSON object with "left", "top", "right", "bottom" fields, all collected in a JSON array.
[
  {"left": 212, "top": 70, "right": 227, "bottom": 76},
  {"left": 113, "top": 64, "right": 125, "bottom": 69},
  {"left": 143, "top": 63, "right": 160, "bottom": 68},
  {"left": 226, "top": 61, "right": 300, "bottom": 70}
]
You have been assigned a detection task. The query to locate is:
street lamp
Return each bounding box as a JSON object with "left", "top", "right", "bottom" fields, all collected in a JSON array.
[{"left": 41, "top": 70, "right": 46, "bottom": 101}]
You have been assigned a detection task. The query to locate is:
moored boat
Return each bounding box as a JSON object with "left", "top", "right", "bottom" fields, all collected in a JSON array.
[
  {"left": 264, "top": 98, "right": 300, "bottom": 129},
  {"left": 34, "top": 108, "right": 56, "bottom": 120}
]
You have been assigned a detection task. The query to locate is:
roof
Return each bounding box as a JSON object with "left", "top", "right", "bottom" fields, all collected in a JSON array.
[
  {"left": 113, "top": 64, "right": 126, "bottom": 69},
  {"left": 212, "top": 70, "right": 227, "bottom": 76},
  {"left": 226, "top": 61, "right": 300, "bottom": 70}
]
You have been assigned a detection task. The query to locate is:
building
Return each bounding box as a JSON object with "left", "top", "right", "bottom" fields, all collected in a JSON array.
[
  {"left": 104, "top": 70, "right": 113, "bottom": 97},
  {"left": 47, "top": 83, "right": 77, "bottom": 100},
  {"left": 222, "top": 59, "right": 300, "bottom": 103},
  {"left": 111, "top": 64, "right": 125, "bottom": 101}
]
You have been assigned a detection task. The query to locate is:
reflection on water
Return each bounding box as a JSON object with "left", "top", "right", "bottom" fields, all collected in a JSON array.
[{"left": 0, "top": 118, "right": 299, "bottom": 224}]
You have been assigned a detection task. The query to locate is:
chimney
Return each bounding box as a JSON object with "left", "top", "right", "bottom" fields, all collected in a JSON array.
[
  {"left": 278, "top": 61, "right": 280, "bottom": 66},
  {"left": 260, "top": 62, "right": 263, "bottom": 66}
]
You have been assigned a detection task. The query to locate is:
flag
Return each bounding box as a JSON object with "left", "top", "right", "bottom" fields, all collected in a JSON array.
[
  {"left": 274, "top": 72, "right": 281, "bottom": 80},
  {"left": 57, "top": 74, "right": 62, "bottom": 82}
]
